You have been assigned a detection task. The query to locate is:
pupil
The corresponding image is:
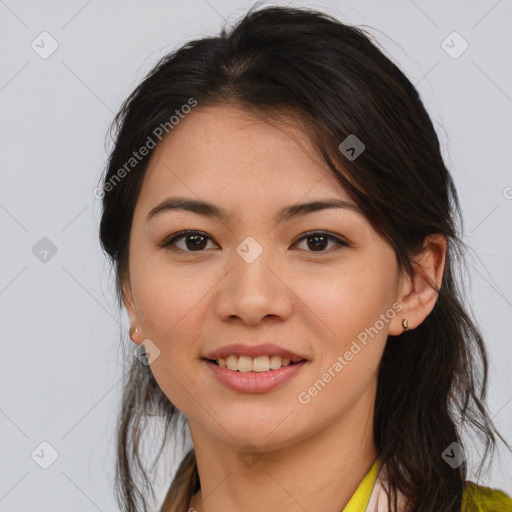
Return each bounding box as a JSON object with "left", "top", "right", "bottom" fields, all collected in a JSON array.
[
  {"left": 186, "top": 234, "right": 207, "bottom": 250},
  {"left": 308, "top": 235, "right": 327, "bottom": 251}
]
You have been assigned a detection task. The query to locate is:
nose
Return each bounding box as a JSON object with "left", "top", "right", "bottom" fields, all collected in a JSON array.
[{"left": 214, "top": 244, "right": 293, "bottom": 325}]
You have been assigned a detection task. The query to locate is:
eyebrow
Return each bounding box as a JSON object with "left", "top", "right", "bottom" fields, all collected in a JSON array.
[{"left": 146, "top": 196, "right": 362, "bottom": 224}]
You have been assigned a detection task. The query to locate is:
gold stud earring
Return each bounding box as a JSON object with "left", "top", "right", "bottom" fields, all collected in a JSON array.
[
  {"left": 129, "top": 326, "right": 141, "bottom": 343},
  {"left": 401, "top": 318, "right": 409, "bottom": 331}
]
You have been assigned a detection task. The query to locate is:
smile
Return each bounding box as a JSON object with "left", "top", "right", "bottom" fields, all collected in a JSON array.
[{"left": 209, "top": 354, "right": 307, "bottom": 372}]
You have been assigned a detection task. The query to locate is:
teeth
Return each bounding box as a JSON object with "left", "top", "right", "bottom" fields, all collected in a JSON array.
[
  {"left": 269, "top": 355, "right": 284, "bottom": 370},
  {"left": 217, "top": 354, "right": 293, "bottom": 372},
  {"left": 238, "top": 355, "right": 253, "bottom": 372}
]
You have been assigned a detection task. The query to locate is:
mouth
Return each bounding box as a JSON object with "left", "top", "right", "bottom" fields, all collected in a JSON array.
[
  {"left": 202, "top": 343, "right": 309, "bottom": 372},
  {"left": 202, "top": 356, "right": 308, "bottom": 393},
  {"left": 203, "top": 355, "right": 308, "bottom": 373}
]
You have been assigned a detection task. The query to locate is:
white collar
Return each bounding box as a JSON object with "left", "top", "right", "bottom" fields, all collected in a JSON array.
[{"left": 365, "top": 465, "right": 408, "bottom": 512}]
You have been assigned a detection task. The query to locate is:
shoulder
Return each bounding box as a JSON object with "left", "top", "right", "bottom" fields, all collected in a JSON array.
[{"left": 461, "top": 481, "right": 512, "bottom": 512}]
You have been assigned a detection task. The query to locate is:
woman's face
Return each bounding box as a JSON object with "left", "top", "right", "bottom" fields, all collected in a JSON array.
[{"left": 123, "top": 104, "right": 405, "bottom": 451}]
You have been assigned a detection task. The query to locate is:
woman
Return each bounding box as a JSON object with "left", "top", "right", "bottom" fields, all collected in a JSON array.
[{"left": 98, "top": 5, "right": 511, "bottom": 512}]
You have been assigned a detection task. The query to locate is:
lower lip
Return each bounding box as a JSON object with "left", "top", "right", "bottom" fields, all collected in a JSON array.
[{"left": 203, "top": 359, "right": 307, "bottom": 393}]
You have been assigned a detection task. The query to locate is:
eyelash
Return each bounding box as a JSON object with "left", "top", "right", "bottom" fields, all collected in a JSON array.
[{"left": 158, "top": 230, "right": 350, "bottom": 256}]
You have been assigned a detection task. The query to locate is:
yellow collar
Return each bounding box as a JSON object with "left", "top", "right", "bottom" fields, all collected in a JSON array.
[
  {"left": 340, "top": 460, "right": 512, "bottom": 512},
  {"left": 341, "top": 459, "right": 380, "bottom": 512}
]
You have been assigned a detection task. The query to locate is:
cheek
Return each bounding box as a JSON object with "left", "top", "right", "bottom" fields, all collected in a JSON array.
[
  {"left": 298, "top": 268, "right": 391, "bottom": 410},
  {"left": 129, "top": 257, "right": 216, "bottom": 350},
  {"left": 129, "top": 261, "right": 211, "bottom": 409},
  {"left": 297, "top": 263, "right": 393, "bottom": 343}
]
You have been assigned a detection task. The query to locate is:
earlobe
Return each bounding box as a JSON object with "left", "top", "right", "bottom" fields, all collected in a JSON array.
[
  {"left": 389, "top": 234, "right": 447, "bottom": 336},
  {"left": 387, "top": 269, "right": 415, "bottom": 336}
]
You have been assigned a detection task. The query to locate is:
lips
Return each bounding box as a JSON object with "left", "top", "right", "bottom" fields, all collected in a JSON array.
[
  {"left": 203, "top": 343, "right": 308, "bottom": 363},
  {"left": 204, "top": 358, "right": 307, "bottom": 392}
]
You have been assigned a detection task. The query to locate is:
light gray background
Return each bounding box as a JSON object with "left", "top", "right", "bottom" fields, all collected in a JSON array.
[{"left": 1, "top": 1, "right": 511, "bottom": 511}]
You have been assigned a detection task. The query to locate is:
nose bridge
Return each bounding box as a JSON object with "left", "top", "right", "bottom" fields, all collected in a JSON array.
[
  {"left": 215, "top": 234, "right": 291, "bottom": 323},
  {"left": 232, "top": 234, "right": 278, "bottom": 294}
]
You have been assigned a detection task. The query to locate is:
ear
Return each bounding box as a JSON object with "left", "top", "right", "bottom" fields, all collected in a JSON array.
[
  {"left": 388, "top": 234, "right": 447, "bottom": 335},
  {"left": 122, "top": 279, "right": 144, "bottom": 343}
]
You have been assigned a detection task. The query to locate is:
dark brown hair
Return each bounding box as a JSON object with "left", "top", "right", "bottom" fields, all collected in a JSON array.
[{"left": 98, "top": 4, "right": 509, "bottom": 511}]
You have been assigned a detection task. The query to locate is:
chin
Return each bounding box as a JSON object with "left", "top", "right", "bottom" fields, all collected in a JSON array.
[{"left": 206, "top": 416, "right": 307, "bottom": 452}]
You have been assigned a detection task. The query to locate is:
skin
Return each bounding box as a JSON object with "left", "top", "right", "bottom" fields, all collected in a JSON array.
[{"left": 122, "top": 105, "right": 446, "bottom": 512}]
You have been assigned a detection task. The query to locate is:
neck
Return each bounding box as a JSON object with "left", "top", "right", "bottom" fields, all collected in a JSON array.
[{"left": 187, "top": 386, "right": 377, "bottom": 512}]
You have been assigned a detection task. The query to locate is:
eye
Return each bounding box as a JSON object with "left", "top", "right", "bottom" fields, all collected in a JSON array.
[
  {"left": 293, "top": 231, "right": 349, "bottom": 254},
  {"left": 159, "top": 231, "right": 217, "bottom": 253},
  {"left": 158, "top": 230, "right": 350, "bottom": 255}
]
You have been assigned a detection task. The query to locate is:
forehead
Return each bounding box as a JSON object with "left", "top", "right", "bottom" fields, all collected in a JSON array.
[
  {"left": 136, "top": 104, "right": 356, "bottom": 215},
  {"left": 149, "top": 104, "right": 326, "bottom": 171}
]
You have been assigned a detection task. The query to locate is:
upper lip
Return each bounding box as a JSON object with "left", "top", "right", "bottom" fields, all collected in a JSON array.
[{"left": 203, "top": 343, "right": 308, "bottom": 363}]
